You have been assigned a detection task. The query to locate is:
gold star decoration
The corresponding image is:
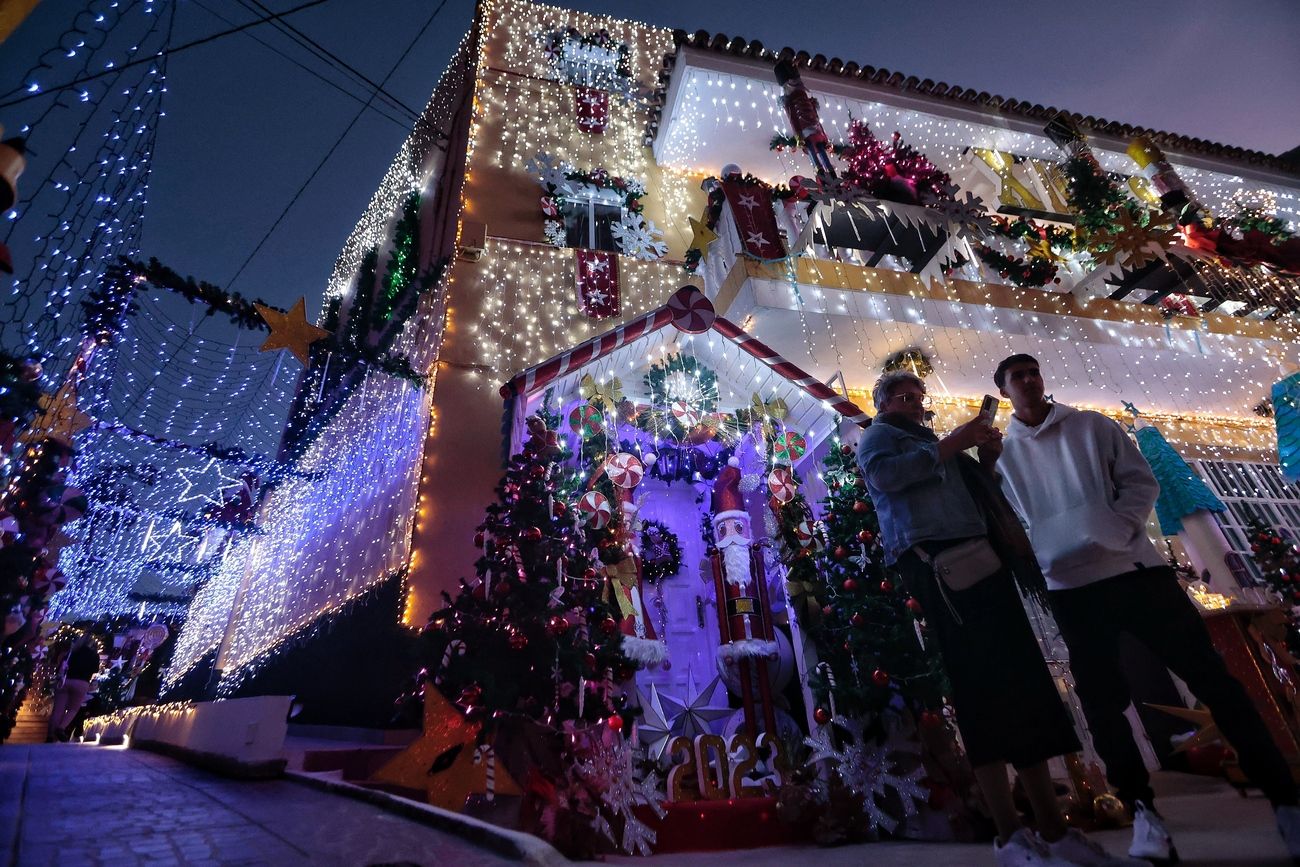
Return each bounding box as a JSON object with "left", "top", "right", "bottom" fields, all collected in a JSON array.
[
  {"left": 580, "top": 373, "right": 624, "bottom": 408},
  {"left": 1146, "top": 702, "right": 1221, "bottom": 753},
  {"left": 255, "top": 297, "right": 329, "bottom": 365},
  {"left": 24, "top": 380, "right": 94, "bottom": 447},
  {"left": 687, "top": 216, "right": 718, "bottom": 254},
  {"left": 370, "top": 686, "right": 519, "bottom": 811},
  {"left": 1090, "top": 210, "right": 1176, "bottom": 270}
]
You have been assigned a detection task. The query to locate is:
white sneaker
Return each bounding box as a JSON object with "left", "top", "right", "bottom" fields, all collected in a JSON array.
[
  {"left": 1128, "top": 801, "right": 1177, "bottom": 863},
  {"left": 994, "top": 827, "right": 1072, "bottom": 867},
  {"left": 1046, "top": 827, "right": 1152, "bottom": 865},
  {"left": 1277, "top": 804, "right": 1300, "bottom": 861}
]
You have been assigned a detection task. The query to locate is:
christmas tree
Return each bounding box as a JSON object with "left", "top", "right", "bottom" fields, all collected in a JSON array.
[
  {"left": 840, "top": 121, "right": 952, "bottom": 207},
  {"left": 1246, "top": 518, "right": 1300, "bottom": 659},
  {"left": 772, "top": 439, "right": 947, "bottom": 732},
  {"left": 419, "top": 414, "right": 635, "bottom": 730}
]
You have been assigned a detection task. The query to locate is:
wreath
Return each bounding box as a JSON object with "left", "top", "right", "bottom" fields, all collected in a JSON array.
[
  {"left": 881, "top": 347, "right": 934, "bottom": 379},
  {"left": 643, "top": 354, "right": 718, "bottom": 412},
  {"left": 640, "top": 520, "right": 683, "bottom": 582}
]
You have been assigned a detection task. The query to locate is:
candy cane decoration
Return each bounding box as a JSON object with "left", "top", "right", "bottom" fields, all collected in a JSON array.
[
  {"left": 474, "top": 745, "right": 497, "bottom": 802},
  {"left": 815, "top": 661, "right": 838, "bottom": 721},
  {"left": 435, "top": 640, "right": 467, "bottom": 686},
  {"left": 713, "top": 316, "right": 871, "bottom": 426}
]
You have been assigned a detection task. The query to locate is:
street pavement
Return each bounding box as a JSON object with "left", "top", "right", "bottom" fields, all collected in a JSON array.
[
  {"left": 1, "top": 743, "right": 519, "bottom": 866},
  {"left": 1, "top": 742, "right": 1292, "bottom": 866}
]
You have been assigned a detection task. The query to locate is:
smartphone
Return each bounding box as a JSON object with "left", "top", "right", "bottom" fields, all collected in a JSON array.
[{"left": 979, "top": 394, "right": 999, "bottom": 426}]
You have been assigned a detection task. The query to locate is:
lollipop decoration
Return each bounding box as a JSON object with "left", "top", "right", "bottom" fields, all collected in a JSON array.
[
  {"left": 604, "top": 452, "right": 644, "bottom": 489},
  {"left": 767, "top": 467, "right": 798, "bottom": 504},
  {"left": 772, "top": 431, "right": 807, "bottom": 465},
  {"left": 578, "top": 490, "right": 613, "bottom": 528},
  {"left": 568, "top": 404, "right": 604, "bottom": 438},
  {"left": 669, "top": 400, "right": 701, "bottom": 428}
]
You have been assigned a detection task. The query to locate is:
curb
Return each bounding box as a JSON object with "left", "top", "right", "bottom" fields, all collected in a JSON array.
[{"left": 283, "top": 770, "right": 569, "bottom": 866}]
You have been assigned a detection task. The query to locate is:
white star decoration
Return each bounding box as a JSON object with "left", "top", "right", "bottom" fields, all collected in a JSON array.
[
  {"left": 140, "top": 517, "right": 201, "bottom": 563},
  {"left": 745, "top": 230, "right": 772, "bottom": 250},
  {"left": 584, "top": 288, "right": 608, "bottom": 305},
  {"left": 586, "top": 257, "right": 609, "bottom": 274},
  {"left": 636, "top": 684, "right": 674, "bottom": 762},
  {"left": 176, "top": 458, "right": 243, "bottom": 508},
  {"left": 736, "top": 193, "right": 760, "bottom": 210},
  {"left": 660, "top": 669, "right": 732, "bottom": 739}
]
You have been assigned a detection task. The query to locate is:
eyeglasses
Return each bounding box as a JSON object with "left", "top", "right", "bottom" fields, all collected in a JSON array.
[{"left": 889, "top": 392, "right": 932, "bottom": 408}]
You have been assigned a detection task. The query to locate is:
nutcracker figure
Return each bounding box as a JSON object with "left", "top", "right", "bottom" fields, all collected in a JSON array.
[
  {"left": 775, "top": 59, "right": 837, "bottom": 180},
  {"left": 603, "top": 482, "right": 666, "bottom": 665},
  {"left": 709, "top": 458, "right": 779, "bottom": 737}
]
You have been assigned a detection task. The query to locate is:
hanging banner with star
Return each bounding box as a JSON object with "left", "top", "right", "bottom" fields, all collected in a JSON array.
[
  {"left": 575, "top": 86, "right": 609, "bottom": 134},
  {"left": 721, "top": 179, "right": 786, "bottom": 261},
  {"left": 574, "top": 248, "right": 620, "bottom": 319}
]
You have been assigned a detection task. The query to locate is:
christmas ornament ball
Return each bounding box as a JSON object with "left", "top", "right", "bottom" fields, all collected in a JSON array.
[
  {"left": 841, "top": 578, "right": 858, "bottom": 592},
  {"left": 814, "top": 706, "right": 832, "bottom": 725},
  {"left": 840, "top": 444, "right": 853, "bottom": 457},
  {"left": 833, "top": 545, "right": 849, "bottom": 560},
  {"left": 857, "top": 529, "right": 875, "bottom": 544},
  {"left": 878, "top": 579, "right": 893, "bottom": 594},
  {"left": 459, "top": 683, "right": 483, "bottom": 704},
  {"left": 522, "top": 526, "right": 543, "bottom": 542},
  {"left": 852, "top": 499, "right": 869, "bottom": 513},
  {"left": 905, "top": 597, "right": 923, "bottom": 615},
  {"left": 871, "top": 669, "right": 890, "bottom": 687},
  {"left": 546, "top": 615, "right": 570, "bottom": 636},
  {"left": 850, "top": 612, "right": 866, "bottom": 628},
  {"left": 583, "top": 652, "right": 597, "bottom": 670},
  {"left": 606, "top": 714, "right": 624, "bottom": 732},
  {"left": 600, "top": 616, "right": 619, "bottom": 635},
  {"left": 473, "top": 531, "right": 485, "bottom": 548}
]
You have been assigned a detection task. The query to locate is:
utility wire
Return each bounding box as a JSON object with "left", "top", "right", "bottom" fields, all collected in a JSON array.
[
  {"left": 0, "top": 0, "right": 329, "bottom": 110},
  {"left": 188, "top": 0, "right": 415, "bottom": 130},
  {"left": 226, "top": 0, "right": 453, "bottom": 291},
  {"left": 238, "top": 0, "right": 424, "bottom": 122}
]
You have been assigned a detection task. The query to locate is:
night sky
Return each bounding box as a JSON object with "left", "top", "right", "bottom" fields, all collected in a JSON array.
[{"left": 2, "top": 0, "right": 1298, "bottom": 315}]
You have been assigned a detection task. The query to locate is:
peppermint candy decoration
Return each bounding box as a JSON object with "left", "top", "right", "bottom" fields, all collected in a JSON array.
[
  {"left": 767, "top": 467, "right": 798, "bottom": 503},
  {"left": 773, "top": 431, "right": 807, "bottom": 464},
  {"left": 794, "top": 520, "right": 816, "bottom": 548},
  {"left": 568, "top": 404, "right": 604, "bottom": 438},
  {"left": 670, "top": 400, "right": 701, "bottom": 428},
  {"left": 31, "top": 567, "right": 67, "bottom": 595},
  {"left": 605, "top": 452, "right": 644, "bottom": 489},
  {"left": 667, "top": 286, "right": 716, "bottom": 334},
  {"left": 578, "top": 490, "right": 613, "bottom": 528}
]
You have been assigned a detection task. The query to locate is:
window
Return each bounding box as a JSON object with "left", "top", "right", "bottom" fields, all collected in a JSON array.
[
  {"left": 561, "top": 192, "right": 624, "bottom": 253},
  {"left": 1192, "top": 459, "right": 1300, "bottom": 586}
]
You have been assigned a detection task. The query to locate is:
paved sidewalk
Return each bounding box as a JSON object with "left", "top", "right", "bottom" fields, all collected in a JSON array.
[
  {"left": 1, "top": 743, "right": 519, "bottom": 866},
  {"left": 2, "top": 743, "right": 1292, "bottom": 866}
]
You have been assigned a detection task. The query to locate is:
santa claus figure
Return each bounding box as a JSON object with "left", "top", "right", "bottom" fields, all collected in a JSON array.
[{"left": 709, "top": 457, "right": 779, "bottom": 736}]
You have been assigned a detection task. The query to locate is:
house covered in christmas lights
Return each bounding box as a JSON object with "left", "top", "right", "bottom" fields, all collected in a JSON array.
[{"left": 158, "top": 0, "right": 1300, "bottom": 852}]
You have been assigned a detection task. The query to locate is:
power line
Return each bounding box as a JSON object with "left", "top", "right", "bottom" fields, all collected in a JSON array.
[
  {"left": 238, "top": 0, "right": 424, "bottom": 122},
  {"left": 188, "top": 0, "right": 415, "bottom": 130},
  {"left": 226, "top": 0, "right": 454, "bottom": 291},
  {"left": 0, "top": 0, "right": 330, "bottom": 110}
]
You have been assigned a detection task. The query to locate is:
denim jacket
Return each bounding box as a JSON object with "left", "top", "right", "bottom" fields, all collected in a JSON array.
[{"left": 855, "top": 417, "right": 986, "bottom": 564}]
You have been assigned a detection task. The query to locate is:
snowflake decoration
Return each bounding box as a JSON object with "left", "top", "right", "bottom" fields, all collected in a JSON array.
[
  {"left": 575, "top": 735, "right": 665, "bottom": 856},
  {"left": 1090, "top": 209, "right": 1176, "bottom": 269},
  {"left": 525, "top": 151, "right": 572, "bottom": 191},
  {"left": 932, "top": 190, "right": 995, "bottom": 242},
  {"left": 804, "top": 716, "right": 930, "bottom": 835},
  {"left": 543, "top": 219, "right": 566, "bottom": 247},
  {"left": 611, "top": 214, "right": 667, "bottom": 260}
]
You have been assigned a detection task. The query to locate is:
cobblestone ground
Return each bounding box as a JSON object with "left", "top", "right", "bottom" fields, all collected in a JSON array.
[{"left": 1, "top": 743, "right": 518, "bottom": 867}]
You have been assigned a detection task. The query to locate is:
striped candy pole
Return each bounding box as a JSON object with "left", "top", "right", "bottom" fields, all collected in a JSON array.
[
  {"left": 473, "top": 745, "right": 497, "bottom": 801},
  {"left": 500, "top": 305, "right": 676, "bottom": 399},
  {"left": 815, "top": 661, "right": 839, "bottom": 721},
  {"left": 434, "top": 640, "right": 467, "bottom": 686},
  {"left": 712, "top": 316, "right": 871, "bottom": 427}
]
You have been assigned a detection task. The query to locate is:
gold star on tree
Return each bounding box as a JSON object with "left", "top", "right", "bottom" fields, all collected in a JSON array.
[
  {"left": 24, "top": 380, "right": 93, "bottom": 447},
  {"left": 255, "top": 297, "right": 329, "bottom": 365}
]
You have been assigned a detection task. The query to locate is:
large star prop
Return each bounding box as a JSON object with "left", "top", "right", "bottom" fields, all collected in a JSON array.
[
  {"left": 25, "top": 381, "right": 94, "bottom": 447},
  {"left": 1146, "top": 703, "right": 1222, "bottom": 753},
  {"left": 687, "top": 216, "right": 718, "bottom": 253},
  {"left": 660, "top": 669, "right": 732, "bottom": 739},
  {"left": 370, "top": 686, "right": 519, "bottom": 811},
  {"left": 256, "top": 297, "right": 328, "bottom": 365},
  {"left": 636, "top": 684, "right": 674, "bottom": 762}
]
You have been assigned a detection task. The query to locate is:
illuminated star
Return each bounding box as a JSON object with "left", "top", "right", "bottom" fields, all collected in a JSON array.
[
  {"left": 585, "top": 288, "right": 608, "bottom": 305},
  {"left": 176, "top": 458, "right": 242, "bottom": 508},
  {"left": 586, "top": 257, "right": 609, "bottom": 275},
  {"left": 256, "top": 297, "right": 329, "bottom": 366},
  {"left": 140, "top": 518, "right": 201, "bottom": 563}
]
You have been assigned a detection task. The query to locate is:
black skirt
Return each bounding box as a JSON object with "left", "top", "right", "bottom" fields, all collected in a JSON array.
[{"left": 896, "top": 541, "right": 1080, "bottom": 769}]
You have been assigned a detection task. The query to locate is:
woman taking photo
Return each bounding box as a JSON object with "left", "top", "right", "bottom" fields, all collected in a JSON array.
[{"left": 856, "top": 371, "right": 1141, "bottom": 867}]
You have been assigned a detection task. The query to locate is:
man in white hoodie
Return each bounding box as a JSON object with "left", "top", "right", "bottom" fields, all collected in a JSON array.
[{"left": 986, "top": 354, "right": 1299, "bottom": 864}]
